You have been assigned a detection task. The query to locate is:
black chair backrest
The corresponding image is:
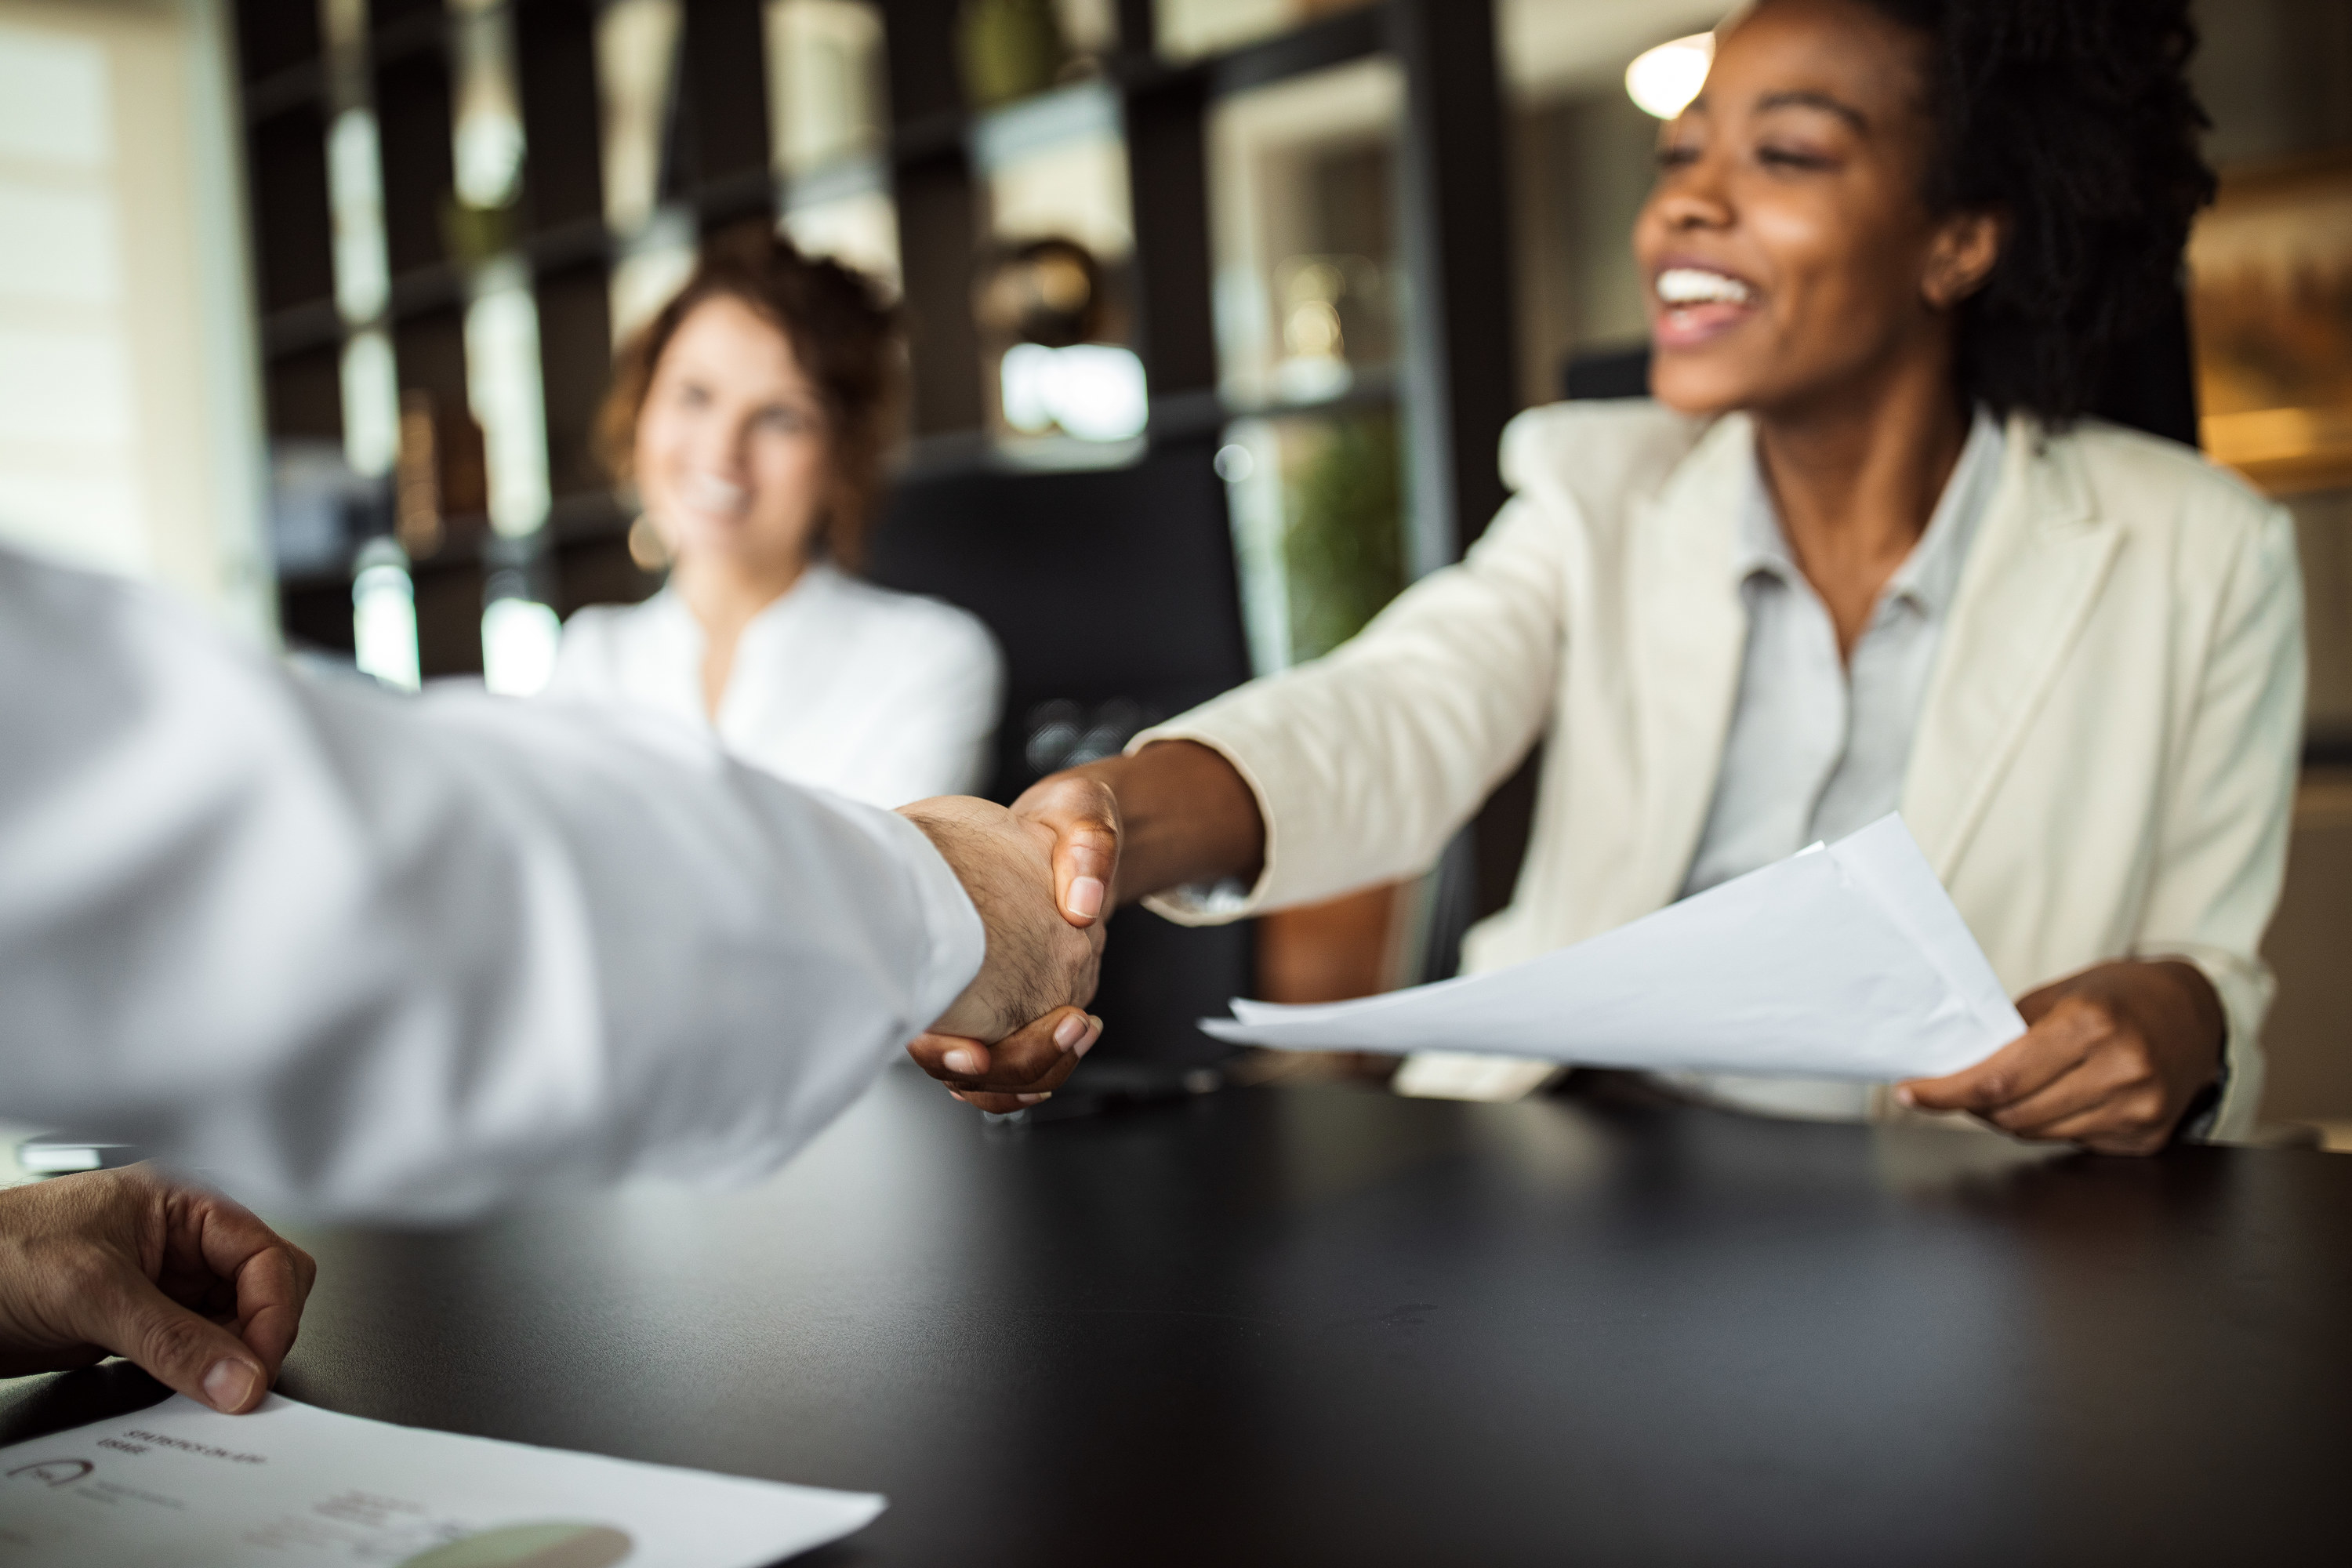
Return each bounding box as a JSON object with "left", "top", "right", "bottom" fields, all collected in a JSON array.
[
  {"left": 869, "top": 438, "right": 1252, "bottom": 802},
  {"left": 866, "top": 437, "right": 1254, "bottom": 1076}
]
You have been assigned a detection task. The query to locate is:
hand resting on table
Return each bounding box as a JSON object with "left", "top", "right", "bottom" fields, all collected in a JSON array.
[{"left": 0, "top": 1163, "right": 315, "bottom": 1414}]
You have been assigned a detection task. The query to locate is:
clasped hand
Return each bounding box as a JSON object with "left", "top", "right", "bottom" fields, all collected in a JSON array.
[
  {"left": 898, "top": 789, "right": 1116, "bottom": 1106},
  {"left": 899, "top": 779, "right": 1120, "bottom": 1109}
]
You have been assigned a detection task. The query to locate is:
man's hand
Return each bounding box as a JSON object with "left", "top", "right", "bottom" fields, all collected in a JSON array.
[
  {"left": 1898, "top": 960, "right": 2226, "bottom": 1156},
  {"left": 0, "top": 1164, "right": 317, "bottom": 1413},
  {"left": 907, "top": 1005, "right": 1104, "bottom": 1112},
  {"left": 898, "top": 796, "right": 1105, "bottom": 1041}
]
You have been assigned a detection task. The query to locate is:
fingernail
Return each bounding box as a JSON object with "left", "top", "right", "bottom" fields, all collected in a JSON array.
[
  {"left": 204, "top": 1359, "right": 260, "bottom": 1413},
  {"left": 943, "top": 1047, "right": 984, "bottom": 1075},
  {"left": 1077, "top": 1016, "right": 1102, "bottom": 1058},
  {"left": 1067, "top": 877, "right": 1106, "bottom": 920},
  {"left": 1894, "top": 1087, "right": 1917, "bottom": 1109},
  {"left": 1017, "top": 1092, "right": 1051, "bottom": 1105},
  {"left": 1054, "top": 1014, "right": 1087, "bottom": 1051}
]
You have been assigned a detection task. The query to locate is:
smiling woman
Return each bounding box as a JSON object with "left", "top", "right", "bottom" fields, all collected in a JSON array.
[
  {"left": 966, "top": 0, "right": 2309, "bottom": 1154},
  {"left": 540, "top": 234, "right": 1006, "bottom": 810}
]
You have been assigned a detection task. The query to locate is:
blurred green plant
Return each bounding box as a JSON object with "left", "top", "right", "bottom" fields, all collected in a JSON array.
[
  {"left": 957, "top": 0, "right": 1066, "bottom": 109},
  {"left": 1283, "top": 411, "right": 1405, "bottom": 663}
]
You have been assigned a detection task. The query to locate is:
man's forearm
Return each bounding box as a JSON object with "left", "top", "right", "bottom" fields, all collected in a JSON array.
[{"left": 1069, "top": 741, "right": 1265, "bottom": 906}]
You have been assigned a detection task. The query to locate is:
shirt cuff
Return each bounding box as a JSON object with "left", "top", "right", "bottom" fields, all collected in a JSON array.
[{"left": 873, "top": 808, "right": 988, "bottom": 1030}]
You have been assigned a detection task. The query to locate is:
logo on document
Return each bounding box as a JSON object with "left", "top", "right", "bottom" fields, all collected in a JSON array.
[{"left": 4, "top": 1459, "right": 92, "bottom": 1487}]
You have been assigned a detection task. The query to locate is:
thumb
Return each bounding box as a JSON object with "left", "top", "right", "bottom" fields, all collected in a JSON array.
[
  {"left": 1018, "top": 775, "right": 1120, "bottom": 927},
  {"left": 93, "top": 1267, "right": 273, "bottom": 1414}
]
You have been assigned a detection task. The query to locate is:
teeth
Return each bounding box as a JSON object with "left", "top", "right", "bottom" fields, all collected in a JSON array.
[
  {"left": 687, "top": 474, "right": 747, "bottom": 511},
  {"left": 1657, "top": 267, "right": 1754, "bottom": 306}
]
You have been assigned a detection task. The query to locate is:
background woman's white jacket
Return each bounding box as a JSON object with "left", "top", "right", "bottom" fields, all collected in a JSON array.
[
  {"left": 547, "top": 564, "right": 1003, "bottom": 809},
  {"left": 1142, "top": 402, "right": 2305, "bottom": 1140}
]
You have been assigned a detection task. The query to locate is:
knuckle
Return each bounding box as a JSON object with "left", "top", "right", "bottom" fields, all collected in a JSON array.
[{"left": 138, "top": 1308, "right": 217, "bottom": 1372}]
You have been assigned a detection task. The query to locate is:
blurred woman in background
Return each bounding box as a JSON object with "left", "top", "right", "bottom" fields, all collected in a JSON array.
[{"left": 548, "top": 236, "right": 1003, "bottom": 808}]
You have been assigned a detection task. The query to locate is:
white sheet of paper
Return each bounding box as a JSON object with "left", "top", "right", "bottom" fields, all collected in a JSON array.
[
  {"left": 1202, "top": 814, "right": 2025, "bottom": 1080},
  {"left": 0, "top": 1393, "right": 881, "bottom": 1568}
]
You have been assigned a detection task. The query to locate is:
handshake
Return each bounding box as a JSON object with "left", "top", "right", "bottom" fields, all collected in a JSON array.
[{"left": 895, "top": 774, "right": 1124, "bottom": 1112}]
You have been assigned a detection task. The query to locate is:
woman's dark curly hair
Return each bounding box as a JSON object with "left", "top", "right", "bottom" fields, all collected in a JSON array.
[
  {"left": 1849, "top": 0, "right": 2217, "bottom": 423},
  {"left": 598, "top": 231, "right": 902, "bottom": 569}
]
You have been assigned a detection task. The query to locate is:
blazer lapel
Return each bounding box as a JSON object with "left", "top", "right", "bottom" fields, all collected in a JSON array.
[
  {"left": 1903, "top": 417, "right": 2120, "bottom": 877},
  {"left": 1629, "top": 415, "right": 1753, "bottom": 907}
]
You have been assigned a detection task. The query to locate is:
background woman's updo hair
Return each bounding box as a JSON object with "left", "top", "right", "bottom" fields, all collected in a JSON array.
[
  {"left": 598, "top": 232, "right": 902, "bottom": 568},
  {"left": 1846, "top": 0, "right": 2216, "bottom": 424}
]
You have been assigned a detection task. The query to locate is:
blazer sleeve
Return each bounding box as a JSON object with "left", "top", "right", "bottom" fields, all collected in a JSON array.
[
  {"left": 0, "top": 551, "right": 985, "bottom": 1219},
  {"left": 2134, "top": 499, "right": 2305, "bottom": 1141},
  {"left": 1134, "top": 490, "right": 1567, "bottom": 923}
]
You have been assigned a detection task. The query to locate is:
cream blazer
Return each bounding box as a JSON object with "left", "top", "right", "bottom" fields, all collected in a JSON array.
[{"left": 1139, "top": 402, "right": 2306, "bottom": 1140}]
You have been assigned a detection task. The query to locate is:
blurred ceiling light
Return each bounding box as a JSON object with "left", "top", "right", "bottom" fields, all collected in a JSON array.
[
  {"left": 326, "top": 110, "right": 388, "bottom": 325},
  {"left": 1625, "top": 33, "right": 1714, "bottom": 120},
  {"left": 481, "top": 594, "right": 561, "bottom": 697},
  {"left": 464, "top": 260, "right": 552, "bottom": 537},
  {"left": 597, "top": 0, "right": 683, "bottom": 237},
  {"left": 339, "top": 329, "right": 399, "bottom": 480},
  {"left": 352, "top": 539, "right": 421, "bottom": 691},
  {"left": 1000, "top": 342, "right": 1148, "bottom": 441},
  {"left": 451, "top": 0, "right": 526, "bottom": 209}
]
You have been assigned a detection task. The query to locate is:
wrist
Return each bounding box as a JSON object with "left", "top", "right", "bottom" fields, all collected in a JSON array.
[
  {"left": 1068, "top": 741, "right": 1265, "bottom": 904},
  {"left": 2146, "top": 958, "right": 2228, "bottom": 1140},
  {"left": 2147, "top": 958, "right": 2227, "bottom": 1080}
]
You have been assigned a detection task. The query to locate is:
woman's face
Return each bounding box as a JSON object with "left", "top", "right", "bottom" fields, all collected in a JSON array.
[
  {"left": 634, "top": 295, "right": 833, "bottom": 577},
  {"left": 1633, "top": 0, "right": 1996, "bottom": 419}
]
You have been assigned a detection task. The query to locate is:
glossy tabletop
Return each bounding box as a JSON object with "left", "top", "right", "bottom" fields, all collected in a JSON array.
[{"left": 5, "top": 1068, "right": 2348, "bottom": 1564}]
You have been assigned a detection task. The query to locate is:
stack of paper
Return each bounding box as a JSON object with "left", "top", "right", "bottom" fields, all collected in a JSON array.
[
  {"left": 0, "top": 1394, "right": 880, "bottom": 1567},
  {"left": 1203, "top": 815, "right": 2024, "bottom": 1081}
]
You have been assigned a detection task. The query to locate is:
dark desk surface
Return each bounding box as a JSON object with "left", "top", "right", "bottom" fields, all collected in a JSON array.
[{"left": 5, "top": 1069, "right": 2349, "bottom": 1565}]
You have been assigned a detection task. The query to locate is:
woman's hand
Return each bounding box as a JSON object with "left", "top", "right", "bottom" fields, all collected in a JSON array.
[
  {"left": 1012, "top": 741, "right": 1263, "bottom": 924},
  {"left": 1013, "top": 771, "right": 1123, "bottom": 927},
  {"left": 0, "top": 1164, "right": 317, "bottom": 1413},
  {"left": 1897, "top": 960, "right": 2226, "bottom": 1155}
]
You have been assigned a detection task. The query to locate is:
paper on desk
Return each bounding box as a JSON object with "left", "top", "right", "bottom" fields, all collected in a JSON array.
[
  {"left": 1201, "top": 815, "right": 2025, "bottom": 1080},
  {"left": 0, "top": 1392, "right": 880, "bottom": 1568}
]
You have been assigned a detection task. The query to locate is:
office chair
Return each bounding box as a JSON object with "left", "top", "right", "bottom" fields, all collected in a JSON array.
[{"left": 866, "top": 435, "right": 1254, "bottom": 1089}]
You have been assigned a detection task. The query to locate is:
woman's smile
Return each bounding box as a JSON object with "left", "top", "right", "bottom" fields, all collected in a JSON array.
[
  {"left": 1650, "top": 260, "right": 1763, "bottom": 348},
  {"left": 677, "top": 470, "right": 753, "bottom": 524}
]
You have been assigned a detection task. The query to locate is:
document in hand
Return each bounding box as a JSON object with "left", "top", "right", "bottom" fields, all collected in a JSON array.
[
  {"left": 1201, "top": 814, "right": 2026, "bottom": 1080},
  {"left": 0, "top": 1393, "right": 880, "bottom": 1567}
]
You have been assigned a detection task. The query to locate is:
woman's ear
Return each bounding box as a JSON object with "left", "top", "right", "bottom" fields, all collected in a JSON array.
[{"left": 1922, "top": 209, "right": 2006, "bottom": 310}]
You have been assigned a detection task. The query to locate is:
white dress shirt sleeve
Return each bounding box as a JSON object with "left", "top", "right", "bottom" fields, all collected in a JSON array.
[{"left": 0, "top": 550, "right": 985, "bottom": 1218}]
